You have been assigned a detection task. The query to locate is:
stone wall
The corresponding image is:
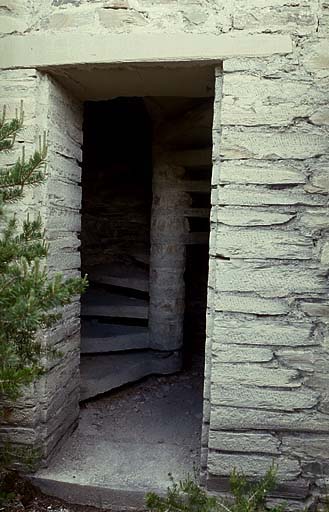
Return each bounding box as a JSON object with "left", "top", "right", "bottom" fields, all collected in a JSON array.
[
  {"left": 0, "top": 0, "right": 329, "bottom": 506},
  {"left": 41, "top": 74, "right": 83, "bottom": 461},
  {"left": 201, "top": 9, "right": 329, "bottom": 503},
  {"left": 0, "top": 68, "right": 47, "bottom": 460},
  {"left": 0, "top": 69, "right": 83, "bottom": 463},
  {"left": 2, "top": 0, "right": 327, "bottom": 39},
  {"left": 204, "top": 63, "right": 329, "bottom": 506}
]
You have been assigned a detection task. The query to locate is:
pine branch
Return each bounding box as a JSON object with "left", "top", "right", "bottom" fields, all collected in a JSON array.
[
  {"left": 0, "top": 103, "right": 24, "bottom": 152},
  {"left": 0, "top": 135, "right": 47, "bottom": 205},
  {"left": 0, "top": 104, "right": 88, "bottom": 406}
]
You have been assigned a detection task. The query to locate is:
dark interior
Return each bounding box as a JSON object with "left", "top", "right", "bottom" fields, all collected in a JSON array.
[
  {"left": 82, "top": 98, "right": 152, "bottom": 278},
  {"left": 80, "top": 96, "right": 211, "bottom": 398}
]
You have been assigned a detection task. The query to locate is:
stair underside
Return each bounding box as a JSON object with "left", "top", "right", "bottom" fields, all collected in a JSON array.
[
  {"left": 81, "top": 321, "right": 149, "bottom": 353},
  {"left": 86, "top": 263, "right": 149, "bottom": 292},
  {"left": 80, "top": 351, "right": 181, "bottom": 401},
  {"left": 81, "top": 288, "right": 149, "bottom": 319}
]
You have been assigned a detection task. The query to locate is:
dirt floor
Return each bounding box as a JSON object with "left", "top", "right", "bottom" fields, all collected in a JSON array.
[
  {"left": 1, "top": 474, "right": 103, "bottom": 512},
  {"left": 34, "top": 359, "right": 204, "bottom": 506},
  {"left": 3, "top": 496, "right": 101, "bottom": 512},
  {"left": 5, "top": 359, "right": 204, "bottom": 511}
]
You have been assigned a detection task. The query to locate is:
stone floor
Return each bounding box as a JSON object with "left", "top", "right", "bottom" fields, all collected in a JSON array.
[{"left": 33, "top": 360, "right": 204, "bottom": 509}]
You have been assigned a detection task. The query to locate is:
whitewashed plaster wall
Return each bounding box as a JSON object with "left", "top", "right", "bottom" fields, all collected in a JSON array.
[{"left": 0, "top": 0, "right": 329, "bottom": 507}]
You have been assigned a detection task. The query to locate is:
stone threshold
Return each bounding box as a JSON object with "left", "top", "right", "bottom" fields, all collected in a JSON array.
[{"left": 30, "top": 477, "right": 148, "bottom": 510}]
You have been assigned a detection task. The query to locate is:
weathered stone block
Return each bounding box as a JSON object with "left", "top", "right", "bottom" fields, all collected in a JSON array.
[
  {"left": 300, "top": 210, "right": 329, "bottom": 230},
  {"left": 208, "top": 477, "right": 309, "bottom": 502},
  {"left": 43, "top": 324, "right": 80, "bottom": 356},
  {"left": 217, "top": 185, "right": 326, "bottom": 207},
  {"left": 45, "top": 7, "right": 96, "bottom": 30},
  {"left": 305, "top": 170, "right": 329, "bottom": 194},
  {"left": 44, "top": 395, "right": 79, "bottom": 458},
  {"left": 207, "top": 452, "right": 300, "bottom": 479},
  {"left": 103, "top": 0, "right": 129, "bottom": 8},
  {"left": 214, "top": 228, "right": 313, "bottom": 260},
  {"left": 47, "top": 180, "right": 81, "bottom": 210},
  {"left": 302, "top": 39, "right": 329, "bottom": 74},
  {"left": 212, "top": 317, "right": 315, "bottom": 347},
  {"left": 98, "top": 7, "right": 147, "bottom": 30},
  {"left": 43, "top": 369, "right": 79, "bottom": 421},
  {"left": 318, "top": 1, "right": 329, "bottom": 36},
  {"left": 223, "top": 53, "right": 300, "bottom": 76},
  {"left": 212, "top": 345, "right": 274, "bottom": 363},
  {"left": 0, "top": 403, "right": 38, "bottom": 428},
  {"left": 300, "top": 301, "right": 329, "bottom": 317},
  {"left": 41, "top": 354, "right": 80, "bottom": 402},
  {"left": 48, "top": 156, "right": 81, "bottom": 184},
  {"left": 219, "top": 126, "right": 329, "bottom": 160},
  {"left": 216, "top": 260, "right": 327, "bottom": 296},
  {"left": 275, "top": 347, "right": 328, "bottom": 372},
  {"left": 0, "top": 426, "right": 39, "bottom": 445},
  {"left": 48, "top": 235, "right": 81, "bottom": 254},
  {"left": 210, "top": 406, "right": 329, "bottom": 433},
  {"left": 47, "top": 208, "right": 81, "bottom": 233},
  {"left": 211, "top": 363, "right": 301, "bottom": 388},
  {"left": 218, "top": 160, "right": 306, "bottom": 185},
  {"left": 215, "top": 293, "right": 289, "bottom": 315},
  {"left": 208, "top": 431, "right": 280, "bottom": 454},
  {"left": 211, "top": 384, "right": 319, "bottom": 411},
  {"left": 0, "top": 14, "right": 28, "bottom": 33},
  {"left": 52, "top": 0, "right": 80, "bottom": 4},
  {"left": 310, "top": 107, "right": 329, "bottom": 126},
  {"left": 49, "top": 126, "right": 82, "bottom": 161},
  {"left": 320, "top": 242, "right": 329, "bottom": 265},
  {"left": 222, "top": 75, "right": 319, "bottom": 126},
  {"left": 217, "top": 207, "right": 296, "bottom": 227},
  {"left": 281, "top": 434, "right": 329, "bottom": 461}
]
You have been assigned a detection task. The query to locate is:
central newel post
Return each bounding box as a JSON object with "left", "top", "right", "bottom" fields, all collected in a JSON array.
[{"left": 149, "top": 146, "right": 190, "bottom": 359}]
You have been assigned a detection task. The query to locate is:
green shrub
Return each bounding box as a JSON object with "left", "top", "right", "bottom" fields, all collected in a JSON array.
[
  {"left": 0, "top": 104, "right": 87, "bottom": 501},
  {"left": 146, "top": 466, "right": 284, "bottom": 512},
  {"left": 0, "top": 103, "right": 87, "bottom": 400}
]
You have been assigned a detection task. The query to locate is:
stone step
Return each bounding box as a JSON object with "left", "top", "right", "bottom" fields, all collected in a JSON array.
[
  {"left": 80, "top": 351, "right": 181, "bottom": 400},
  {"left": 32, "top": 439, "right": 196, "bottom": 509},
  {"left": 81, "top": 288, "right": 149, "bottom": 319},
  {"left": 86, "top": 263, "right": 149, "bottom": 292},
  {"left": 81, "top": 321, "right": 150, "bottom": 353},
  {"left": 129, "top": 250, "right": 150, "bottom": 266}
]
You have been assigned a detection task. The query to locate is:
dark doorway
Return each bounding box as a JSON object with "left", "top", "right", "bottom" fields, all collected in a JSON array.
[{"left": 77, "top": 95, "right": 212, "bottom": 488}]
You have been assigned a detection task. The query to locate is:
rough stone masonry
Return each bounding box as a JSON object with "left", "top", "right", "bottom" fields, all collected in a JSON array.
[{"left": 0, "top": 0, "right": 329, "bottom": 508}]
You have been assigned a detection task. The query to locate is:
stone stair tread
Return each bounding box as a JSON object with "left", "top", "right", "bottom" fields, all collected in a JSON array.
[
  {"left": 86, "top": 263, "right": 149, "bottom": 292},
  {"left": 81, "top": 321, "right": 150, "bottom": 353},
  {"left": 80, "top": 351, "right": 181, "bottom": 400},
  {"left": 81, "top": 288, "right": 149, "bottom": 319},
  {"left": 130, "top": 251, "right": 150, "bottom": 266}
]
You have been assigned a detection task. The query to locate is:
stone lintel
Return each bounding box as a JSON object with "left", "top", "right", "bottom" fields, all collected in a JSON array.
[{"left": 1, "top": 33, "right": 293, "bottom": 70}]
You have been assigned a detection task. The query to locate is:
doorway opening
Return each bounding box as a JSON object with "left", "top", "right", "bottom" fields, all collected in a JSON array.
[
  {"left": 41, "top": 93, "right": 213, "bottom": 494},
  {"left": 80, "top": 98, "right": 155, "bottom": 398},
  {"left": 80, "top": 95, "right": 212, "bottom": 487}
]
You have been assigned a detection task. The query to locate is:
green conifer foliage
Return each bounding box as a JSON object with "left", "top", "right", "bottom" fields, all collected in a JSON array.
[{"left": 0, "top": 104, "right": 87, "bottom": 401}]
